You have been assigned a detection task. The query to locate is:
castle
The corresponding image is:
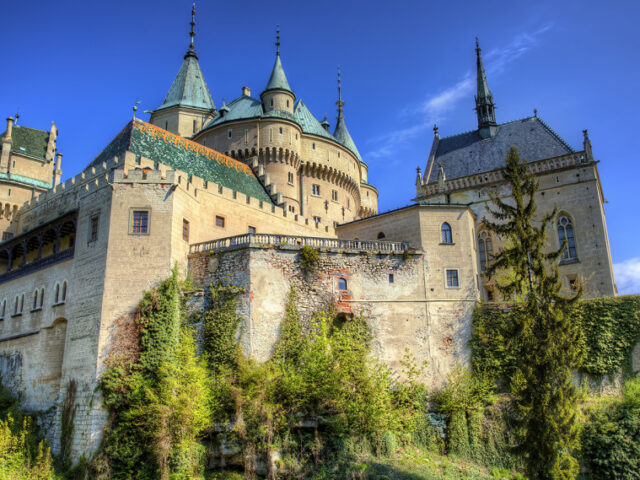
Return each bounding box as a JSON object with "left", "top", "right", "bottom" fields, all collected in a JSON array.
[{"left": 0, "top": 8, "right": 618, "bottom": 462}]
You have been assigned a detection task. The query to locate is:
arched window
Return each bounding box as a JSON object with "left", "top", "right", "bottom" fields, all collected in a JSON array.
[
  {"left": 54, "top": 284, "right": 60, "bottom": 304},
  {"left": 61, "top": 281, "right": 67, "bottom": 302},
  {"left": 557, "top": 215, "right": 577, "bottom": 260},
  {"left": 20, "top": 294, "right": 24, "bottom": 314},
  {"left": 1, "top": 300, "right": 5, "bottom": 318},
  {"left": 377, "top": 232, "right": 386, "bottom": 239},
  {"left": 39, "top": 288, "right": 44, "bottom": 308},
  {"left": 14, "top": 296, "right": 19, "bottom": 315},
  {"left": 478, "top": 231, "right": 493, "bottom": 272},
  {"left": 33, "top": 290, "right": 38, "bottom": 310},
  {"left": 441, "top": 223, "right": 452, "bottom": 243},
  {"left": 338, "top": 277, "right": 347, "bottom": 291}
]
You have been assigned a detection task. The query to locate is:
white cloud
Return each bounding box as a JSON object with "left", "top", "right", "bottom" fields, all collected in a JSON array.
[
  {"left": 365, "top": 23, "right": 554, "bottom": 161},
  {"left": 614, "top": 257, "right": 640, "bottom": 295}
]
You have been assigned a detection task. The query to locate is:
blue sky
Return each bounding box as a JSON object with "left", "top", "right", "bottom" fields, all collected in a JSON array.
[{"left": 1, "top": 0, "right": 639, "bottom": 293}]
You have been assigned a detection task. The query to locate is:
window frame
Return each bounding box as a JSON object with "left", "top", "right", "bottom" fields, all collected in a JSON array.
[
  {"left": 215, "top": 215, "right": 226, "bottom": 228},
  {"left": 338, "top": 277, "right": 348, "bottom": 291},
  {"left": 129, "top": 209, "right": 150, "bottom": 235},
  {"left": 248, "top": 226, "right": 256, "bottom": 234},
  {"left": 311, "top": 184, "right": 321, "bottom": 196},
  {"left": 331, "top": 190, "right": 338, "bottom": 202},
  {"left": 441, "top": 222, "right": 453, "bottom": 244},
  {"left": 445, "top": 268, "right": 460, "bottom": 288},
  {"left": 182, "top": 218, "right": 190, "bottom": 242},
  {"left": 89, "top": 214, "right": 99, "bottom": 243},
  {"left": 557, "top": 214, "right": 578, "bottom": 262},
  {"left": 478, "top": 231, "right": 493, "bottom": 272}
]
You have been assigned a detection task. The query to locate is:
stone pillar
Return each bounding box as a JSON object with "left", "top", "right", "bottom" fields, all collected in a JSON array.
[
  {"left": 53, "top": 153, "right": 63, "bottom": 186},
  {"left": 0, "top": 117, "right": 13, "bottom": 172}
]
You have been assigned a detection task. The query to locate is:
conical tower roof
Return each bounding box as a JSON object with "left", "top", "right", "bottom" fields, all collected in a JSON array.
[
  {"left": 332, "top": 69, "right": 362, "bottom": 162},
  {"left": 156, "top": 5, "right": 215, "bottom": 112},
  {"left": 262, "top": 27, "right": 294, "bottom": 95}
]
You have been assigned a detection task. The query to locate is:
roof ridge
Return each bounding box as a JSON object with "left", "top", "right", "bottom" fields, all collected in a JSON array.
[{"left": 534, "top": 116, "right": 575, "bottom": 153}]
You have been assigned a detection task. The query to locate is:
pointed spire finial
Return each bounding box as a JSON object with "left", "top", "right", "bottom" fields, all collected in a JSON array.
[
  {"left": 474, "top": 36, "right": 497, "bottom": 137},
  {"left": 336, "top": 67, "right": 345, "bottom": 118},
  {"left": 475, "top": 36, "right": 480, "bottom": 51},
  {"left": 275, "top": 25, "right": 280, "bottom": 56},
  {"left": 433, "top": 124, "right": 439, "bottom": 136},
  {"left": 14, "top": 108, "right": 20, "bottom": 126},
  {"left": 534, "top": 108, "right": 538, "bottom": 117}
]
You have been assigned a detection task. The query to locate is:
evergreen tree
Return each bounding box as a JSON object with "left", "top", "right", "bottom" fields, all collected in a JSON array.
[{"left": 483, "top": 146, "right": 583, "bottom": 480}]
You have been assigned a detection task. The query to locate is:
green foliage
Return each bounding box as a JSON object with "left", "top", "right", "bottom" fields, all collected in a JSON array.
[
  {"left": 299, "top": 246, "right": 320, "bottom": 276},
  {"left": 581, "top": 376, "right": 640, "bottom": 479},
  {"left": 483, "top": 146, "right": 582, "bottom": 480},
  {"left": 99, "top": 266, "right": 211, "bottom": 479},
  {"left": 433, "top": 366, "right": 494, "bottom": 416},
  {"left": 0, "top": 414, "right": 58, "bottom": 480}
]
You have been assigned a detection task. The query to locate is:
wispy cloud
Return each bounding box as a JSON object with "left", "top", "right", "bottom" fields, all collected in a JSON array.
[
  {"left": 614, "top": 257, "right": 640, "bottom": 295},
  {"left": 366, "top": 23, "right": 553, "bottom": 161}
]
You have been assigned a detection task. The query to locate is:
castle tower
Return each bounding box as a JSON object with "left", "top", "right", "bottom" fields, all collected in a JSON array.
[
  {"left": 260, "top": 27, "right": 295, "bottom": 115},
  {"left": 474, "top": 38, "right": 497, "bottom": 139},
  {"left": 332, "top": 68, "right": 362, "bottom": 163},
  {"left": 149, "top": 4, "right": 216, "bottom": 137}
]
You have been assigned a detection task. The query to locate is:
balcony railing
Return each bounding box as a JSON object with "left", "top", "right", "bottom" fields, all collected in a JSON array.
[
  {"left": 190, "top": 233, "right": 410, "bottom": 255},
  {"left": 0, "top": 247, "right": 74, "bottom": 284}
]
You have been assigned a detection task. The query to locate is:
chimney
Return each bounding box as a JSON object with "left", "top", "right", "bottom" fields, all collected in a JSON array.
[
  {"left": 5, "top": 117, "right": 14, "bottom": 140},
  {"left": 53, "top": 152, "right": 63, "bottom": 185},
  {"left": 242, "top": 86, "right": 251, "bottom": 97}
]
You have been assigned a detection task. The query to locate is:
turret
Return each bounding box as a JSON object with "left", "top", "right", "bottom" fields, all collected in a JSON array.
[
  {"left": 474, "top": 38, "right": 497, "bottom": 139},
  {"left": 332, "top": 68, "right": 363, "bottom": 164},
  {"left": 261, "top": 27, "right": 295, "bottom": 114},
  {"left": 149, "top": 4, "right": 216, "bottom": 137}
]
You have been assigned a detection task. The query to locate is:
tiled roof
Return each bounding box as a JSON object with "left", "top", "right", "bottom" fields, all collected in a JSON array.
[
  {"left": 426, "top": 116, "right": 575, "bottom": 184},
  {"left": 1, "top": 126, "right": 50, "bottom": 160},
  {"left": 203, "top": 96, "right": 263, "bottom": 128},
  {"left": 88, "top": 120, "right": 273, "bottom": 203},
  {"left": 0, "top": 172, "right": 52, "bottom": 190},
  {"left": 264, "top": 55, "right": 293, "bottom": 94},
  {"left": 294, "top": 101, "right": 334, "bottom": 140},
  {"left": 155, "top": 51, "right": 215, "bottom": 112}
]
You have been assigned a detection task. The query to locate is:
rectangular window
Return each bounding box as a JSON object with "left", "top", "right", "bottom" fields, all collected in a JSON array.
[
  {"left": 445, "top": 269, "right": 459, "bottom": 288},
  {"left": 2, "top": 232, "right": 14, "bottom": 241},
  {"left": 279, "top": 127, "right": 283, "bottom": 134},
  {"left": 248, "top": 226, "right": 256, "bottom": 234},
  {"left": 182, "top": 219, "right": 190, "bottom": 242},
  {"left": 288, "top": 205, "right": 295, "bottom": 213},
  {"left": 89, "top": 215, "right": 99, "bottom": 243},
  {"left": 193, "top": 120, "right": 197, "bottom": 134},
  {"left": 288, "top": 172, "right": 294, "bottom": 185},
  {"left": 132, "top": 210, "right": 149, "bottom": 234},
  {"left": 389, "top": 274, "right": 394, "bottom": 283},
  {"left": 347, "top": 198, "right": 350, "bottom": 209},
  {"left": 215, "top": 215, "right": 225, "bottom": 228},
  {"left": 312, "top": 184, "right": 320, "bottom": 196},
  {"left": 244, "top": 129, "right": 248, "bottom": 144},
  {"left": 313, "top": 216, "right": 321, "bottom": 224},
  {"left": 227, "top": 129, "right": 232, "bottom": 139},
  {"left": 331, "top": 190, "right": 338, "bottom": 202}
]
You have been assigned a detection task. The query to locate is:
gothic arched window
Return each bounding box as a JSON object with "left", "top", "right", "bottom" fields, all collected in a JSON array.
[
  {"left": 62, "top": 281, "right": 67, "bottom": 302},
  {"left": 557, "top": 215, "right": 577, "bottom": 260},
  {"left": 33, "top": 290, "right": 38, "bottom": 310},
  {"left": 338, "top": 277, "right": 347, "bottom": 291},
  {"left": 441, "top": 223, "right": 452, "bottom": 243},
  {"left": 478, "top": 231, "right": 494, "bottom": 272},
  {"left": 54, "top": 284, "right": 60, "bottom": 304}
]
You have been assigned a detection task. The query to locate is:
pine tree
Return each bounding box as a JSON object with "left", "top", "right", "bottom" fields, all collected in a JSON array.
[{"left": 483, "top": 146, "right": 583, "bottom": 480}]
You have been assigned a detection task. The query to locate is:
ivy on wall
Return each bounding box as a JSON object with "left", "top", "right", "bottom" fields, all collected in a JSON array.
[{"left": 471, "top": 295, "right": 640, "bottom": 380}]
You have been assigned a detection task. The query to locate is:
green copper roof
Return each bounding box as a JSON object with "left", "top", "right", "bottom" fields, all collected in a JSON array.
[
  {"left": 1, "top": 125, "right": 51, "bottom": 161},
  {"left": 294, "top": 101, "right": 334, "bottom": 140},
  {"left": 263, "top": 54, "right": 293, "bottom": 94},
  {"left": 88, "top": 120, "right": 273, "bottom": 204},
  {"left": 333, "top": 116, "right": 362, "bottom": 162},
  {"left": 0, "top": 171, "right": 52, "bottom": 189},
  {"left": 156, "top": 51, "right": 215, "bottom": 112}
]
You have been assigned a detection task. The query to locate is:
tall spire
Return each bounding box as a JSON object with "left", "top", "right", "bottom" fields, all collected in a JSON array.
[
  {"left": 474, "top": 37, "right": 497, "bottom": 138},
  {"left": 153, "top": 4, "right": 214, "bottom": 113},
  {"left": 333, "top": 68, "right": 362, "bottom": 162},
  {"left": 263, "top": 26, "right": 293, "bottom": 94}
]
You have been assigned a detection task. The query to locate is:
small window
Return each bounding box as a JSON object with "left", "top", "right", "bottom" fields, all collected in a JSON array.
[
  {"left": 388, "top": 274, "right": 394, "bottom": 283},
  {"left": 33, "top": 290, "right": 38, "bottom": 310},
  {"left": 312, "top": 143, "right": 316, "bottom": 150},
  {"left": 244, "top": 129, "right": 248, "bottom": 144},
  {"left": 288, "top": 172, "right": 294, "bottom": 184},
  {"left": 248, "top": 226, "right": 256, "bottom": 234},
  {"left": 286, "top": 100, "right": 290, "bottom": 108},
  {"left": 7, "top": 189, "right": 10, "bottom": 196},
  {"left": 338, "top": 277, "right": 347, "bottom": 290},
  {"left": 377, "top": 232, "right": 386, "bottom": 239},
  {"left": 313, "top": 216, "right": 321, "bottom": 224},
  {"left": 279, "top": 127, "right": 283, "bottom": 135},
  {"left": 215, "top": 216, "right": 225, "bottom": 228},
  {"left": 89, "top": 215, "right": 99, "bottom": 243},
  {"left": 55, "top": 284, "right": 60, "bottom": 304},
  {"left": 446, "top": 269, "right": 459, "bottom": 288},
  {"left": 227, "top": 129, "right": 232, "bottom": 139},
  {"left": 331, "top": 190, "right": 338, "bottom": 202},
  {"left": 486, "top": 288, "right": 494, "bottom": 302},
  {"left": 567, "top": 275, "right": 579, "bottom": 292},
  {"left": 557, "top": 215, "right": 577, "bottom": 260},
  {"left": 0, "top": 299, "right": 5, "bottom": 319},
  {"left": 441, "top": 223, "right": 452, "bottom": 243},
  {"left": 132, "top": 211, "right": 149, "bottom": 234},
  {"left": 164, "top": 121, "right": 168, "bottom": 130},
  {"left": 338, "top": 152, "right": 341, "bottom": 158},
  {"left": 20, "top": 294, "right": 24, "bottom": 314},
  {"left": 14, "top": 296, "right": 19, "bottom": 315},
  {"left": 270, "top": 99, "right": 274, "bottom": 107},
  {"left": 288, "top": 205, "right": 295, "bottom": 213},
  {"left": 312, "top": 184, "right": 320, "bottom": 196},
  {"left": 61, "top": 282, "right": 67, "bottom": 302},
  {"left": 182, "top": 219, "right": 190, "bottom": 242},
  {"left": 39, "top": 288, "right": 44, "bottom": 308},
  {"left": 347, "top": 198, "right": 350, "bottom": 209}
]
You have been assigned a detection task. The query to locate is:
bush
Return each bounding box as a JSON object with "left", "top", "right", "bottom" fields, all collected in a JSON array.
[{"left": 581, "top": 376, "right": 640, "bottom": 479}]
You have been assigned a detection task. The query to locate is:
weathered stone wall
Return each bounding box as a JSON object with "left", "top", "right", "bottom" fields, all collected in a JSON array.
[{"left": 189, "top": 242, "right": 475, "bottom": 387}]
